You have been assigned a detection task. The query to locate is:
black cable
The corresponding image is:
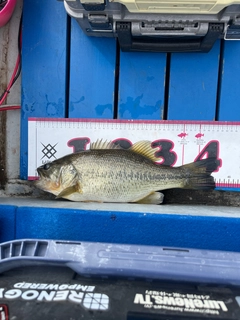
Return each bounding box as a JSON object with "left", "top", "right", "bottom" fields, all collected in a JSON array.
[{"left": 12, "top": 13, "right": 22, "bottom": 86}]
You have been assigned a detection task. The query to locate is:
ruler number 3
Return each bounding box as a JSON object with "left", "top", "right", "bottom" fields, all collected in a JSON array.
[{"left": 152, "top": 140, "right": 177, "bottom": 166}]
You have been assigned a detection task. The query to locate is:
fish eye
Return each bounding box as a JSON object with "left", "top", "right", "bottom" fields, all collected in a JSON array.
[{"left": 43, "top": 163, "right": 51, "bottom": 170}]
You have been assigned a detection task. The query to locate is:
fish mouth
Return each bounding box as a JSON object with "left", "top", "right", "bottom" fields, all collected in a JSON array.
[
  {"left": 37, "top": 167, "right": 47, "bottom": 179},
  {"left": 35, "top": 168, "right": 46, "bottom": 185},
  {"left": 34, "top": 169, "right": 52, "bottom": 192},
  {"left": 36, "top": 168, "right": 42, "bottom": 179},
  {"left": 35, "top": 170, "right": 42, "bottom": 185}
]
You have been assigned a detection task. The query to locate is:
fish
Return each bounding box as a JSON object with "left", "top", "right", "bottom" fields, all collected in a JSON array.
[
  {"left": 178, "top": 133, "right": 188, "bottom": 138},
  {"left": 195, "top": 133, "right": 204, "bottom": 139},
  {"left": 36, "top": 140, "right": 216, "bottom": 204}
]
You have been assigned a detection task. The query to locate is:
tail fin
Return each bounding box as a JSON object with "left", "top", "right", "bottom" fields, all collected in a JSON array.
[{"left": 181, "top": 158, "right": 216, "bottom": 190}]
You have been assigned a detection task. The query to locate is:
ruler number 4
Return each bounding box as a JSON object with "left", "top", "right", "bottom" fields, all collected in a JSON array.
[{"left": 194, "top": 140, "right": 222, "bottom": 172}]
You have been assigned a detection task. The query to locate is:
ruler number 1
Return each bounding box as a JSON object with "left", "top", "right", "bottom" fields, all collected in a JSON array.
[{"left": 68, "top": 138, "right": 90, "bottom": 153}]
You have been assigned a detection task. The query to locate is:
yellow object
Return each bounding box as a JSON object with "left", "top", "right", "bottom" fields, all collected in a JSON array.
[{"left": 109, "top": 0, "right": 240, "bottom": 14}]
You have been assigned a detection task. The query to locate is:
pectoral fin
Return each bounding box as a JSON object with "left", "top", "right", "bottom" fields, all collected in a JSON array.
[
  {"left": 135, "top": 192, "right": 164, "bottom": 205},
  {"left": 56, "top": 182, "right": 82, "bottom": 199}
]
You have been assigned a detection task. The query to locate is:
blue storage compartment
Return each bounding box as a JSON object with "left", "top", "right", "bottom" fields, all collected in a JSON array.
[{"left": 1, "top": 239, "right": 240, "bottom": 319}]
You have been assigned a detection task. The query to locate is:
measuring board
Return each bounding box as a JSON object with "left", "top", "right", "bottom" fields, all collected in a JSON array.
[{"left": 28, "top": 118, "right": 240, "bottom": 191}]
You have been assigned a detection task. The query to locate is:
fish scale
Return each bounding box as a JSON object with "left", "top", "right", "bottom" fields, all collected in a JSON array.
[{"left": 72, "top": 151, "right": 162, "bottom": 202}]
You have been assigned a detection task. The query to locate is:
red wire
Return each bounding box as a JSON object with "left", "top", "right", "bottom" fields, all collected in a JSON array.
[
  {"left": 0, "top": 15, "right": 22, "bottom": 110},
  {"left": 0, "top": 105, "right": 21, "bottom": 111},
  {"left": 0, "top": 53, "right": 21, "bottom": 106}
]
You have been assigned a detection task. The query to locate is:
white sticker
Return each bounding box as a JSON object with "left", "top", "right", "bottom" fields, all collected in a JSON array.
[{"left": 134, "top": 290, "right": 228, "bottom": 315}]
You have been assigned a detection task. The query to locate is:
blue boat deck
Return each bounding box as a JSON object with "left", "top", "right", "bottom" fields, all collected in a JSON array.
[
  {"left": 1, "top": 0, "right": 240, "bottom": 250},
  {"left": 1, "top": 198, "right": 240, "bottom": 251}
]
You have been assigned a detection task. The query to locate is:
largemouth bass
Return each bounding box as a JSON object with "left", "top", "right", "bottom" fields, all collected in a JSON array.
[{"left": 36, "top": 140, "right": 216, "bottom": 204}]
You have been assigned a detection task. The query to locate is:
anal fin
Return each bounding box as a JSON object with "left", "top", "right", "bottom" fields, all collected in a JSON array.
[{"left": 135, "top": 192, "right": 164, "bottom": 205}]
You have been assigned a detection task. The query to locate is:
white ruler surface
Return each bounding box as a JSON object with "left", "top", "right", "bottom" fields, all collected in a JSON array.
[{"left": 28, "top": 118, "right": 240, "bottom": 190}]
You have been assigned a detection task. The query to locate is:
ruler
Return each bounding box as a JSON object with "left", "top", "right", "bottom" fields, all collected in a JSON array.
[{"left": 28, "top": 118, "right": 240, "bottom": 191}]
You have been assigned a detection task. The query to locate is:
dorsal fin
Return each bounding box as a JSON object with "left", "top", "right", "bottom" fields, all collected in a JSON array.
[
  {"left": 129, "top": 141, "right": 159, "bottom": 162},
  {"left": 90, "top": 140, "right": 160, "bottom": 162},
  {"left": 90, "top": 139, "right": 121, "bottom": 150}
]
